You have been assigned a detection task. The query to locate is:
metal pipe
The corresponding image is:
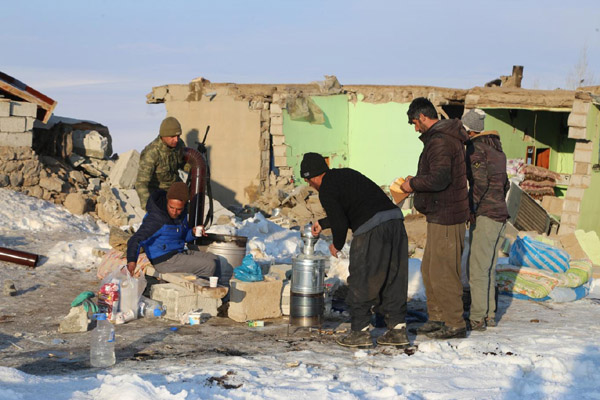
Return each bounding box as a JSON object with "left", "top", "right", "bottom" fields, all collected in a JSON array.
[
  {"left": 0, "top": 247, "right": 39, "bottom": 267},
  {"left": 183, "top": 147, "right": 207, "bottom": 230}
]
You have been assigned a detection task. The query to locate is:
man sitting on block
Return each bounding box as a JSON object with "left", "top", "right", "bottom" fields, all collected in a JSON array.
[{"left": 126, "top": 182, "right": 220, "bottom": 281}]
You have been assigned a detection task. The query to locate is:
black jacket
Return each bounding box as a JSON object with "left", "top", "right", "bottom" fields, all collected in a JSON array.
[
  {"left": 317, "top": 168, "right": 397, "bottom": 250},
  {"left": 409, "top": 118, "right": 470, "bottom": 225},
  {"left": 466, "top": 131, "right": 509, "bottom": 222}
]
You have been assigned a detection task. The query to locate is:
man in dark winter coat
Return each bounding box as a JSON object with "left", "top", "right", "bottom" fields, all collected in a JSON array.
[
  {"left": 126, "top": 182, "right": 219, "bottom": 280},
  {"left": 301, "top": 152, "right": 409, "bottom": 348},
  {"left": 401, "top": 97, "right": 470, "bottom": 339},
  {"left": 462, "top": 109, "right": 509, "bottom": 331}
]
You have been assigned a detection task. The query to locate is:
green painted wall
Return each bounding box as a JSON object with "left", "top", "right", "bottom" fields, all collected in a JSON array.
[
  {"left": 577, "top": 104, "right": 600, "bottom": 236},
  {"left": 347, "top": 98, "right": 422, "bottom": 186},
  {"left": 283, "top": 95, "right": 349, "bottom": 179},
  {"left": 484, "top": 109, "right": 574, "bottom": 175}
]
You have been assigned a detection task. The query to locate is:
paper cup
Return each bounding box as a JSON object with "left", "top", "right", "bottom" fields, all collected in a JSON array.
[{"left": 209, "top": 276, "right": 218, "bottom": 288}]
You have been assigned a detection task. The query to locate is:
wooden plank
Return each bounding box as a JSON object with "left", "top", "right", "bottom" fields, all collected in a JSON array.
[
  {"left": 0, "top": 72, "right": 57, "bottom": 123},
  {"left": 144, "top": 265, "right": 228, "bottom": 299}
]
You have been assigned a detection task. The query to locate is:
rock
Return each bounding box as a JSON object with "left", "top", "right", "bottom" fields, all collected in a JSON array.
[
  {"left": 3, "top": 280, "right": 17, "bottom": 296},
  {"left": 9, "top": 171, "right": 23, "bottom": 187},
  {"left": 0, "top": 174, "right": 9, "bottom": 187},
  {"left": 39, "top": 176, "right": 65, "bottom": 193},
  {"left": 64, "top": 192, "right": 87, "bottom": 215},
  {"left": 69, "top": 170, "right": 87, "bottom": 185},
  {"left": 108, "top": 150, "right": 139, "bottom": 189},
  {"left": 58, "top": 306, "right": 90, "bottom": 334},
  {"left": 88, "top": 178, "right": 101, "bottom": 192},
  {"left": 25, "top": 185, "right": 43, "bottom": 198}
]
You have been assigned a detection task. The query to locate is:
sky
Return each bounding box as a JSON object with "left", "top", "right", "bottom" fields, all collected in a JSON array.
[{"left": 3, "top": 0, "right": 600, "bottom": 154}]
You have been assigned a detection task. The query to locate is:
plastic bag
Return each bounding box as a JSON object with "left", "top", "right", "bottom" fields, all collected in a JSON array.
[
  {"left": 233, "top": 254, "right": 264, "bottom": 282},
  {"left": 509, "top": 236, "right": 570, "bottom": 273},
  {"left": 98, "top": 266, "right": 146, "bottom": 322}
]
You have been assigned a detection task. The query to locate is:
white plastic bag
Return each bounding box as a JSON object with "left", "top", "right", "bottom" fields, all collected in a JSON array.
[{"left": 98, "top": 266, "right": 146, "bottom": 322}]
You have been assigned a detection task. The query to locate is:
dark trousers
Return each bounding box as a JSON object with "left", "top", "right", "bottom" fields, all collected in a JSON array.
[{"left": 346, "top": 219, "right": 408, "bottom": 331}]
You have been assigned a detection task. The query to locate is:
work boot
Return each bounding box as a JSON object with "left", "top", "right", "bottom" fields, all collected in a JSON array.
[
  {"left": 469, "top": 319, "right": 486, "bottom": 332},
  {"left": 426, "top": 325, "right": 467, "bottom": 339},
  {"left": 414, "top": 320, "right": 444, "bottom": 334},
  {"left": 376, "top": 327, "right": 410, "bottom": 347},
  {"left": 486, "top": 318, "right": 497, "bottom": 327},
  {"left": 336, "top": 330, "right": 373, "bottom": 348}
]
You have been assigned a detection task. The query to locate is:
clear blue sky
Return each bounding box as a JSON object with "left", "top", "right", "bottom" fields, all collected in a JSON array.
[{"left": 3, "top": 0, "right": 599, "bottom": 154}]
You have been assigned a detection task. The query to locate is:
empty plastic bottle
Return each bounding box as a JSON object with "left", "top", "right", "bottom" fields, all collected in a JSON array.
[
  {"left": 139, "top": 296, "right": 166, "bottom": 318},
  {"left": 90, "top": 313, "right": 116, "bottom": 367}
]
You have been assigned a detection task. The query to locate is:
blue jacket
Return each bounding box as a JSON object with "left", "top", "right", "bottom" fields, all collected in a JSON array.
[{"left": 126, "top": 190, "right": 195, "bottom": 264}]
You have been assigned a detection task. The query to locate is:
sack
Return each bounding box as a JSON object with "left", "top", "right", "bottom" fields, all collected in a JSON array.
[
  {"left": 233, "top": 254, "right": 264, "bottom": 282},
  {"left": 509, "top": 236, "right": 570, "bottom": 273},
  {"left": 98, "top": 266, "right": 146, "bottom": 322}
]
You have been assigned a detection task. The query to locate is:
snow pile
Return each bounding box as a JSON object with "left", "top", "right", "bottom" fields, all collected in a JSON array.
[{"left": 0, "top": 188, "right": 102, "bottom": 234}]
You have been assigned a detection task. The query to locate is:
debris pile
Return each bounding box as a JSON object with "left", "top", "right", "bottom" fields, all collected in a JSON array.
[{"left": 0, "top": 116, "right": 145, "bottom": 227}]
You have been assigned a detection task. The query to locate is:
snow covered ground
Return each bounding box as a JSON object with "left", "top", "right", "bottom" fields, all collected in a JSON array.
[{"left": 1, "top": 188, "right": 600, "bottom": 400}]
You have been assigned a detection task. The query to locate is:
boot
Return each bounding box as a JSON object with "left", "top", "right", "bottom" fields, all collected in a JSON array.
[
  {"left": 336, "top": 330, "right": 373, "bottom": 348},
  {"left": 426, "top": 325, "right": 467, "bottom": 339},
  {"left": 376, "top": 327, "right": 410, "bottom": 347},
  {"left": 414, "top": 320, "right": 444, "bottom": 334},
  {"left": 469, "top": 319, "right": 486, "bottom": 332}
]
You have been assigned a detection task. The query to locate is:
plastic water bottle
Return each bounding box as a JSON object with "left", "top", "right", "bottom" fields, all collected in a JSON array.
[
  {"left": 90, "top": 313, "right": 116, "bottom": 367},
  {"left": 139, "top": 296, "right": 166, "bottom": 318}
]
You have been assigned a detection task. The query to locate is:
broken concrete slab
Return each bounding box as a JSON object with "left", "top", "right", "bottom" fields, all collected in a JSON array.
[
  {"left": 228, "top": 277, "right": 283, "bottom": 323},
  {"left": 108, "top": 149, "right": 139, "bottom": 189},
  {"left": 72, "top": 130, "right": 110, "bottom": 159},
  {"left": 64, "top": 192, "right": 87, "bottom": 215}
]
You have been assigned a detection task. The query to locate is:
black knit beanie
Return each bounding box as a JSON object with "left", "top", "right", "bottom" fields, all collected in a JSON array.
[{"left": 300, "top": 152, "right": 329, "bottom": 179}]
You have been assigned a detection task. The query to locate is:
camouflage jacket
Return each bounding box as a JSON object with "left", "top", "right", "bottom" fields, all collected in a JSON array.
[
  {"left": 466, "top": 131, "right": 509, "bottom": 222},
  {"left": 135, "top": 135, "right": 185, "bottom": 209}
]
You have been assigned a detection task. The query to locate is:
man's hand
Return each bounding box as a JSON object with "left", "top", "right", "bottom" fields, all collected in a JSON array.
[
  {"left": 329, "top": 243, "right": 339, "bottom": 258},
  {"left": 400, "top": 176, "right": 413, "bottom": 193},
  {"left": 469, "top": 213, "right": 476, "bottom": 227},
  {"left": 193, "top": 225, "right": 207, "bottom": 237},
  {"left": 311, "top": 221, "right": 322, "bottom": 237},
  {"left": 127, "top": 261, "right": 137, "bottom": 277}
]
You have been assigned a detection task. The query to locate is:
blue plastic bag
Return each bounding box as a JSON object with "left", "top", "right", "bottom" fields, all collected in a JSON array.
[
  {"left": 233, "top": 254, "right": 264, "bottom": 282},
  {"left": 509, "top": 236, "right": 570, "bottom": 273}
]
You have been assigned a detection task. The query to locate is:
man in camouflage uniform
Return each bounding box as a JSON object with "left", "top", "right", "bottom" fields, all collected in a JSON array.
[
  {"left": 136, "top": 116, "right": 186, "bottom": 210},
  {"left": 462, "top": 109, "right": 509, "bottom": 331}
]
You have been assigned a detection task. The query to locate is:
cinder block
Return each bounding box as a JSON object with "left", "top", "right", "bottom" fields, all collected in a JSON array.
[
  {"left": 272, "top": 135, "right": 285, "bottom": 146},
  {"left": 278, "top": 167, "right": 294, "bottom": 177},
  {"left": 563, "top": 199, "right": 581, "bottom": 213},
  {"left": 573, "top": 162, "right": 592, "bottom": 175},
  {"left": 274, "top": 156, "right": 287, "bottom": 166},
  {"left": 272, "top": 145, "right": 287, "bottom": 157},
  {"left": 582, "top": 174, "right": 592, "bottom": 188},
  {"left": 150, "top": 283, "right": 221, "bottom": 320},
  {"left": 270, "top": 103, "right": 283, "bottom": 114},
  {"left": 565, "top": 187, "right": 585, "bottom": 200},
  {"left": 109, "top": 149, "right": 140, "bottom": 189},
  {"left": 270, "top": 123, "right": 283, "bottom": 136},
  {"left": 0, "top": 131, "right": 32, "bottom": 147},
  {"left": 561, "top": 212, "right": 580, "bottom": 226},
  {"left": 25, "top": 117, "right": 35, "bottom": 131},
  {"left": 574, "top": 149, "right": 592, "bottom": 163},
  {"left": 228, "top": 277, "right": 283, "bottom": 322},
  {"left": 0, "top": 102, "right": 9, "bottom": 117},
  {"left": 10, "top": 101, "right": 37, "bottom": 118},
  {"left": 271, "top": 114, "right": 283, "bottom": 125},
  {"left": 568, "top": 127, "right": 587, "bottom": 140},
  {"left": 567, "top": 113, "right": 587, "bottom": 128},
  {"left": 266, "top": 264, "right": 292, "bottom": 281},
  {"left": 571, "top": 101, "right": 591, "bottom": 115},
  {"left": 0, "top": 117, "right": 26, "bottom": 133},
  {"left": 281, "top": 281, "right": 290, "bottom": 316},
  {"left": 575, "top": 140, "right": 593, "bottom": 151}
]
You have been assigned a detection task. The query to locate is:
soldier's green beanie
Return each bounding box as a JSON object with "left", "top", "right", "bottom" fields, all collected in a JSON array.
[{"left": 159, "top": 117, "right": 182, "bottom": 137}]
